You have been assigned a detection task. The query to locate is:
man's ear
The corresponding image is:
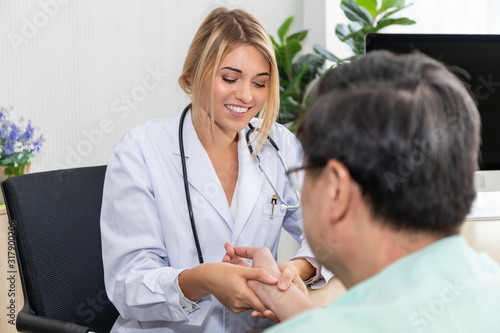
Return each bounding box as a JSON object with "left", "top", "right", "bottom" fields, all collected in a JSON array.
[{"left": 325, "top": 159, "right": 351, "bottom": 223}]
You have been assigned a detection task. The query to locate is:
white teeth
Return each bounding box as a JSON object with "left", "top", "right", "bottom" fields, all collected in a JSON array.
[{"left": 226, "top": 105, "right": 249, "bottom": 113}]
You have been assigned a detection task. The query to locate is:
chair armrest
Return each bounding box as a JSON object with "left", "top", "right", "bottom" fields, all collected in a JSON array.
[{"left": 17, "top": 310, "right": 93, "bottom": 333}]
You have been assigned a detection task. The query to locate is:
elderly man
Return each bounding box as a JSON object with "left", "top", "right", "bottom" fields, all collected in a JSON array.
[{"left": 225, "top": 50, "right": 500, "bottom": 332}]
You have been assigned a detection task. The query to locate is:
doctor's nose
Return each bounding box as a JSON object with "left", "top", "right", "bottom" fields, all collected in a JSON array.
[{"left": 234, "top": 82, "right": 252, "bottom": 104}]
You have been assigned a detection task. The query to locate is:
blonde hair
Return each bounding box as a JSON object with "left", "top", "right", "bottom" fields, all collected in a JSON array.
[{"left": 178, "top": 7, "right": 279, "bottom": 154}]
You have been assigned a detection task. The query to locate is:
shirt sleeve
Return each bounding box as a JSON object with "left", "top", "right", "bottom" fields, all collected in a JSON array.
[
  {"left": 292, "top": 238, "right": 334, "bottom": 289},
  {"left": 100, "top": 132, "right": 211, "bottom": 325},
  {"left": 174, "top": 275, "right": 200, "bottom": 315}
]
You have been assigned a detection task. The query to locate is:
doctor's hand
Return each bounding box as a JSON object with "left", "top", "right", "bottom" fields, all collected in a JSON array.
[
  {"left": 223, "top": 242, "right": 251, "bottom": 267},
  {"left": 224, "top": 242, "right": 309, "bottom": 294},
  {"left": 224, "top": 244, "right": 281, "bottom": 276},
  {"left": 178, "top": 262, "right": 277, "bottom": 314},
  {"left": 277, "top": 260, "right": 311, "bottom": 295},
  {"left": 223, "top": 243, "right": 281, "bottom": 322},
  {"left": 227, "top": 246, "right": 318, "bottom": 322}
]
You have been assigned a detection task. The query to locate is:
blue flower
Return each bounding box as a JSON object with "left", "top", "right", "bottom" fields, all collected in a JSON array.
[
  {"left": 23, "top": 122, "right": 34, "bottom": 141},
  {"left": 0, "top": 107, "right": 43, "bottom": 167},
  {"left": 9, "top": 123, "right": 21, "bottom": 141},
  {"left": 32, "top": 135, "right": 43, "bottom": 153},
  {"left": 4, "top": 143, "right": 14, "bottom": 155}
]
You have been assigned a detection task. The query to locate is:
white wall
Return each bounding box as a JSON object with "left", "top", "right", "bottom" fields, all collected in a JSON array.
[
  {"left": 383, "top": 0, "right": 500, "bottom": 34},
  {"left": 0, "top": 0, "right": 311, "bottom": 173}
]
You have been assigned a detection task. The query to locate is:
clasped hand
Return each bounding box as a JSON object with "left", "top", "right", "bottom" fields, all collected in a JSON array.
[{"left": 222, "top": 242, "right": 308, "bottom": 322}]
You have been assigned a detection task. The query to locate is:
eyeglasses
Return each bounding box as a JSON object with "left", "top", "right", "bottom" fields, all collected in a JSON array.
[{"left": 286, "top": 165, "right": 324, "bottom": 191}]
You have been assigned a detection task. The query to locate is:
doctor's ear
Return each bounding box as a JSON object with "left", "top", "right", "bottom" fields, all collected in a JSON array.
[{"left": 324, "top": 160, "right": 351, "bottom": 222}]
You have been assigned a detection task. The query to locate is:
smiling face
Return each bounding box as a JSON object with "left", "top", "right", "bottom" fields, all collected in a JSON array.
[{"left": 198, "top": 44, "right": 270, "bottom": 137}]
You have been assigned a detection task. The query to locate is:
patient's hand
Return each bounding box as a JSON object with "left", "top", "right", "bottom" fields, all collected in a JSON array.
[
  {"left": 224, "top": 243, "right": 317, "bottom": 322},
  {"left": 224, "top": 243, "right": 281, "bottom": 276}
]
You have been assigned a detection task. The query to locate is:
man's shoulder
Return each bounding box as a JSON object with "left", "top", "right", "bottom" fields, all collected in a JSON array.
[{"left": 266, "top": 307, "right": 337, "bottom": 333}]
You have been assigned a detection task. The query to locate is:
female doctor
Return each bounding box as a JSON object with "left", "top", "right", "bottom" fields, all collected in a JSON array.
[{"left": 100, "top": 7, "right": 331, "bottom": 333}]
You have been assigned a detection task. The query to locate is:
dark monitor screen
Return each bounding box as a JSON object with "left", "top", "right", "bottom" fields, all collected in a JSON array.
[{"left": 365, "top": 33, "right": 500, "bottom": 170}]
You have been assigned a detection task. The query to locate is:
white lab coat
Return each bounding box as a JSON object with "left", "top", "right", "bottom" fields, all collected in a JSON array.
[{"left": 101, "top": 109, "right": 331, "bottom": 332}]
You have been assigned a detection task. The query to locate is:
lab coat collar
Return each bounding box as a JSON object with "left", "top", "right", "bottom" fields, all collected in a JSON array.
[
  {"left": 172, "top": 109, "right": 234, "bottom": 229},
  {"left": 232, "top": 124, "right": 267, "bottom": 239},
  {"left": 171, "top": 110, "right": 269, "bottom": 239}
]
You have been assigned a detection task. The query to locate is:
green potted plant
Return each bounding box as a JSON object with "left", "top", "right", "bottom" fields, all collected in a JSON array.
[
  {"left": 270, "top": 16, "right": 326, "bottom": 132},
  {"left": 273, "top": 0, "right": 416, "bottom": 130},
  {"left": 0, "top": 106, "right": 43, "bottom": 180},
  {"left": 315, "top": 0, "right": 416, "bottom": 62}
]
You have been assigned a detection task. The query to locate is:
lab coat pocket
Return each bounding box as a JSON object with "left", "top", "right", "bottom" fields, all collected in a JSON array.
[
  {"left": 262, "top": 202, "right": 287, "bottom": 220},
  {"left": 261, "top": 202, "right": 286, "bottom": 246}
]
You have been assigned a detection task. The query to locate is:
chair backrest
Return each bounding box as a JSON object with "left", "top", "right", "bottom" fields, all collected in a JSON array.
[{"left": 1, "top": 166, "right": 119, "bottom": 332}]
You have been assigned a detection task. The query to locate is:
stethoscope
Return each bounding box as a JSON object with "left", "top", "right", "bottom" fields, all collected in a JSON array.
[{"left": 179, "top": 103, "right": 301, "bottom": 263}]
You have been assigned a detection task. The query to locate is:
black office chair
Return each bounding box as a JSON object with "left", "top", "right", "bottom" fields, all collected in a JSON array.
[{"left": 1, "top": 166, "right": 119, "bottom": 333}]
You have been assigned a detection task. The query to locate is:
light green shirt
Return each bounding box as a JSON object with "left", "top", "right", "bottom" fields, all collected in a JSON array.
[{"left": 268, "top": 236, "right": 500, "bottom": 333}]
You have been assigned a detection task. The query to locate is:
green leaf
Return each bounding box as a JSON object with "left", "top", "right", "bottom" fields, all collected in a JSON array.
[
  {"left": 280, "top": 96, "right": 301, "bottom": 113},
  {"left": 293, "top": 54, "right": 325, "bottom": 92},
  {"left": 335, "top": 22, "right": 367, "bottom": 55},
  {"left": 374, "top": 17, "right": 415, "bottom": 31},
  {"left": 380, "top": 4, "right": 413, "bottom": 19},
  {"left": 339, "top": 24, "right": 375, "bottom": 42},
  {"left": 353, "top": 38, "right": 366, "bottom": 55},
  {"left": 356, "top": 0, "right": 377, "bottom": 17},
  {"left": 380, "top": 0, "right": 405, "bottom": 12},
  {"left": 275, "top": 45, "right": 286, "bottom": 68},
  {"left": 1, "top": 157, "right": 13, "bottom": 165},
  {"left": 289, "top": 30, "right": 308, "bottom": 42},
  {"left": 270, "top": 35, "right": 280, "bottom": 49},
  {"left": 341, "top": 0, "right": 374, "bottom": 26},
  {"left": 281, "top": 40, "right": 302, "bottom": 74},
  {"left": 336, "top": 22, "right": 363, "bottom": 41},
  {"left": 277, "top": 108, "right": 299, "bottom": 124},
  {"left": 313, "top": 44, "right": 342, "bottom": 63},
  {"left": 293, "top": 53, "right": 325, "bottom": 73},
  {"left": 277, "top": 16, "right": 294, "bottom": 44},
  {"left": 283, "top": 64, "right": 307, "bottom": 100}
]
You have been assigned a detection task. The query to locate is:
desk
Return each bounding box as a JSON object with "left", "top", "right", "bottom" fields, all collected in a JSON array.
[
  {"left": 461, "top": 219, "right": 500, "bottom": 264},
  {"left": 0, "top": 206, "right": 24, "bottom": 333}
]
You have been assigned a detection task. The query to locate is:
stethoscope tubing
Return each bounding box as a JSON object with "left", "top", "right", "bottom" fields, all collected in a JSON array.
[
  {"left": 246, "top": 123, "right": 301, "bottom": 210},
  {"left": 179, "top": 103, "right": 204, "bottom": 264},
  {"left": 179, "top": 104, "right": 300, "bottom": 264}
]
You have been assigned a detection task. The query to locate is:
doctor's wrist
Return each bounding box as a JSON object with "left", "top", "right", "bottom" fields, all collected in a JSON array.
[
  {"left": 289, "top": 258, "right": 316, "bottom": 282},
  {"left": 178, "top": 264, "right": 211, "bottom": 301}
]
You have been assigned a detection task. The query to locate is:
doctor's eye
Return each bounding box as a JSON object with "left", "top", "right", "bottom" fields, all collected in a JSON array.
[{"left": 222, "top": 77, "right": 237, "bottom": 84}]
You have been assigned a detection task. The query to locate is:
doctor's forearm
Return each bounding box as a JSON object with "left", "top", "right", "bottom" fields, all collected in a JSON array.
[
  {"left": 289, "top": 258, "right": 316, "bottom": 281},
  {"left": 178, "top": 264, "right": 212, "bottom": 301},
  {"left": 178, "top": 262, "right": 276, "bottom": 314}
]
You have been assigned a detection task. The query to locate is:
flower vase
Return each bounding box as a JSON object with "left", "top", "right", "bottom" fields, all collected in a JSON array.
[{"left": 0, "top": 164, "right": 31, "bottom": 182}]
